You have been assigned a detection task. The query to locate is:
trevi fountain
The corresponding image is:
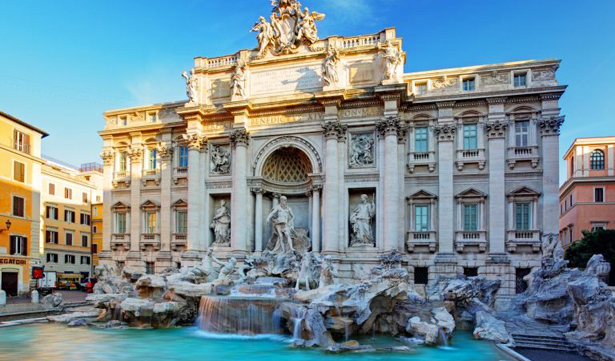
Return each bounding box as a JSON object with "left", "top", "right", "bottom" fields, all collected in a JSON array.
[{"left": 2, "top": 1, "right": 614, "bottom": 360}]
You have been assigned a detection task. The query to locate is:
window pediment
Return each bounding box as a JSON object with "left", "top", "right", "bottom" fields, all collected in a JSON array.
[
  {"left": 172, "top": 199, "right": 188, "bottom": 209},
  {"left": 111, "top": 201, "right": 131, "bottom": 211},
  {"left": 407, "top": 190, "right": 437, "bottom": 202},
  {"left": 140, "top": 200, "right": 160, "bottom": 210},
  {"left": 507, "top": 186, "right": 540, "bottom": 200},
  {"left": 455, "top": 188, "right": 487, "bottom": 200}
]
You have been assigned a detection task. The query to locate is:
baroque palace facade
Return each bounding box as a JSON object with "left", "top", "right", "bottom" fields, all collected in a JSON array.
[{"left": 99, "top": 1, "right": 566, "bottom": 297}]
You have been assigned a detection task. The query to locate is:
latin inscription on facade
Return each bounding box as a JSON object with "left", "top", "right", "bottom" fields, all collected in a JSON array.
[
  {"left": 251, "top": 66, "right": 323, "bottom": 96},
  {"left": 339, "top": 107, "right": 382, "bottom": 119},
  {"left": 250, "top": 112, "right": 324, "bottom": 126}
]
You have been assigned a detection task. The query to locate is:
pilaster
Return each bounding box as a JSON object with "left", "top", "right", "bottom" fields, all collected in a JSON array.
[
  {"left": 157, "top": 136, "right": 173, "bottom": 266},
  {"left": 185, "top": 133, "right": 207, "bottom": 260},
  {"left": 435, "top": 102, "right": 456, "bottom": 256},
  {"left": 230, "top": 127, "right": 250, "bottom": 256},
  {"left": 100, "top": 147, "right": 114, "bottom": 265},
  {"left": 127, "top": 141, "right": 143, "bottom": 270},
  {"left": 539, "top": 114, "right": 565, "bottom": 241},
  {"left": 321, "top": 105, "right": 344, "bottom": 254}
]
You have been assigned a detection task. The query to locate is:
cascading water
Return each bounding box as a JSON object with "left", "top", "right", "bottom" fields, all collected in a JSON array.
[
  {"left": 290, "top": 308, "right": 307, "bottom": 341},
  {"left": 198, "top": 296, "right": 284, "bottom": 335},
  {"left": 438, "top": 328, "right": 451, "bottom": 349}
]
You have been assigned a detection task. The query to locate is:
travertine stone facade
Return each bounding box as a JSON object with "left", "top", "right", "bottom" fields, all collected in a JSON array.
[{"left": 99, "top": 2, "right": 566, "bottom": 299}]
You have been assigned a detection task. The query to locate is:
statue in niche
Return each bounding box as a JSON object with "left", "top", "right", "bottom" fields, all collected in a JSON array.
[
  {"left": 181, "top": 69, "right": 199, "bottom": 104},
  {"left": 319, "top": 255, "right": 338, "bottom": 289},
  {"left": 210, "top": 145, "right": 230, "bottom": 175},
  {"left": 379, "top": 40, "right": 403, "bottom": 81},
  {"left": 231, "top": 60, "right": 247, "bottom": 99},
  {"left": 210, "top": 200, "right": 231, "bottom": 246},
  {"left": 322, "top": 45, "right": 340, "bottom": 87},
  {"left": 265, "top": 196, "right": 310, "bottom": 254},
  {"left": 349, "top": 134, "right": 375, "bottom": 167},
  {"left": 350, "top": 194, "right": 376, "bottom": 246}
]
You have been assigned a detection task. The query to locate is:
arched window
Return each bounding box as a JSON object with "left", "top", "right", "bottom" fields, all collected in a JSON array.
[{"left": 590, "top": 150, "right": 605, "bottom": 170}]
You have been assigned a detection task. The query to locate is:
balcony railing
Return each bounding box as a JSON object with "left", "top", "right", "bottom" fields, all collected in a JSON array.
[
  {"left": 507, "top": 146, "right": 539, "bottom": 169},
  {"left": 455, "top": 231, "right": 487, "bottom": 252},
  {"left": 406, "top": 231, "right": 437, "bottom": 252},
  {"left": 408, "top": 151, "right": 436, "bottom": 173},
  {"left": 111, "top": 234, "right": 130, "bottom": 249},
  {"left": 455, "top": 149, "right": 486, "bottom": 171},
  {"left": 506, "top": 230, "right": 541, "bottom": 253},
  {"left": 142, "top": 169, "right": 159, "bottom": 177},
  {"left": 115, "top": 171, "right": 128, "bottom": 179},
  {"left": 140, "top": 233, "right": 161, "bottom": 250}
]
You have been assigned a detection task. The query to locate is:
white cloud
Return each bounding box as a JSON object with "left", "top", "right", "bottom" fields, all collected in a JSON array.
[{"left": 319, "top": 0, "right": 375, "bottom": 24}]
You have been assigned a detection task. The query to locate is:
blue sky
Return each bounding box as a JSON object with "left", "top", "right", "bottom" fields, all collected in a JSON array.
[{"left": 1, "top": 0, "right": 614, "bottom": 183}]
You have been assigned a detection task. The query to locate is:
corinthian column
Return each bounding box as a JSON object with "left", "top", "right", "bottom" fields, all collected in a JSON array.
[
  {"left": 253, "top": 188, "right": 264, "bottom": 252},
  {"left": 127, "top": 144, "right": 143, "bottom": 270},
  {"left": 99, "top": 149, "right": 114, "bottom": 265},
  {"left": 377, "top": 116, "right": 402, "bottom": 251},
  {"left": 540, "top": 115, "right": 565, "bottom": 242},
  {"left": 485, "top": 114, "right": 509, "bottom": 254},
  {"left": 158, "top": 141, "right": 173, "bottom": 267},
  {"left": 311, "top": 185, "right": 322, "bottom": 253},
  {"left": 322, "top": 121, "right": 344, "bottom": 254},
  {"left": 186, "top": 134, "right": 206, "bottom": 258},
  {"left": 434, "top": 121, "right": 456, "bottom": 254},
  {"left": 231, "top": 128, "right": 250, "bottom": 255}
]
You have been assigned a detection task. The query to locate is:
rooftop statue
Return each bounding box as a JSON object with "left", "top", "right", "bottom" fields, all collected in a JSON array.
[
  {"left": 181, "top": 69, "right": 199, "bottom": 104},
  {"left": 252, "top": 0, "right": 325, "bottom": 58}
]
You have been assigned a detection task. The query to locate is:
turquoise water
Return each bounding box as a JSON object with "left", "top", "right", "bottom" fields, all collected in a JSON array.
[{"left": 0, "top": 324, "right": 512, "bottom": 361}]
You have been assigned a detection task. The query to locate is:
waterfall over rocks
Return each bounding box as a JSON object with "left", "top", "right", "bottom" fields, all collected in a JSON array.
[{"left": 198, "top": 296, "right": 284, "bottom": 335}]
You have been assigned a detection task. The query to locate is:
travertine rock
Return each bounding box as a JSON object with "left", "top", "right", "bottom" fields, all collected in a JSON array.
[{"left": 473, "top": 311, "right": 512, "bottom": 344}]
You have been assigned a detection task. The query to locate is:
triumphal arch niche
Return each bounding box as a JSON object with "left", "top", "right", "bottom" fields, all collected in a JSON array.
[{"left": 101, "top": 0, "right": 566, "bottom": 297}]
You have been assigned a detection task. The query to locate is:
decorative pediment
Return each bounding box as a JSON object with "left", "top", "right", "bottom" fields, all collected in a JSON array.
[
  {"left": 111, "top": 201, "right": 130, "bottom": 211},
  {"left": 407, "top": 190, "right": 437, "bottom": 201},
  {"left": 455, "top": 188, "right": 487, "bottom": 200},
  {"left": 172, "top": 199, "right": 188, "bottom": 209},
  {"left": 140, "top": 200, "right": 160, "bottom": 210},
  {"left": 507, "top": 186, "right": 540, "bottom": 200}
]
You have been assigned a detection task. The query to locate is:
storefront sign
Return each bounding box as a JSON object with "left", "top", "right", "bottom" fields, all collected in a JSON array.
[{"left": 0, "top": 258, "right": 27, "bottom": 265}]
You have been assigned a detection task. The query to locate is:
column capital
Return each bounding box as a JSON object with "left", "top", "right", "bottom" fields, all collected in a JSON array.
[
  {"left": 539, "top": 116, "right": 565, "bottom": 136},
  {"left": 184, "top": 134, "right": 208, "bottom": 151},
  {"left": 231, "top": 128, "right": 250, "bottom": 148},
  {"left": 434, "top": 123, "right": 457, "bottom": 142},
  {"left": 127, "top": 147, "right": 142, "bottom": 161},
  {"left": 100, "top": 151, "right": 114, "bottom": 166},
  {"left": 271, "top": 192, "right": 282, "bottom": 200},
  {"left": 376, "top": 116, "right": 405, "bottom": 137},
  {"left": 322, "top": 121, "right": 347, "bottom": 140},
  {"left": 157, "top": 145, "right": 174, "bottom": 160},
  {"left": 251, "top": 187, "right": 264, "bottom": 195},
  {"left": 485, "top": 120, "right": 509, "bottom": 139},
  {"left": 311, "top": 184, "right": 323, "bottom": 192}
]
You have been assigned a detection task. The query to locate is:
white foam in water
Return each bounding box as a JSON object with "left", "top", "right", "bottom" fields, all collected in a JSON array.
[{"left": 193, "top": 329, "right": 290, "bottom": 342}]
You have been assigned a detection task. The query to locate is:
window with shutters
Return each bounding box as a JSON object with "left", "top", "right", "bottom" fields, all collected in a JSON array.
[
  {"left": 65, "top": 255, "right": 76, "bottom": 264},
  {"left": 65, "top": 232, "right": 73, "bottom": 246},
  {"left": 414, "top": 127, "right": 429, "bottom": 153},
  {"left": 82, "top": 192, "right": 88, "bottom": 203},
  {"left": 12, "top": 196, "right": 25, "bottom": 217},
  {"left": 81, "top": 256, "right": 91, "bottom": 265},
  {"left": 515, "top": 203, "right": 531, "bottom": 230},
  {"left": 13, "top": 161, "right": 25, "bottom": 183},
  {"left": 414, "top": 205, "right": 430, "bottom": 232},
  {"left": 463, "top": 124, "right": 478, "bottom": 150},
  {"left": 13, "top": 130, "right": 30, "bottom": 154},
  {"left": 46, "top": 253, "right": 59, "bottom": 263},
  {"left": 91, "top": 244, "right": 98, "bottom": 254},
  {"left": 116, "top": 213, "right": 127, "bottom": 234},
  {"left": 515, "top": 121, "right": 529, "bottom": 147},
  {"left": 48, "top": 183, "right": 55, "bottom": 195},
  {"left": 65, "top": 188, "right": 72, "bottom": 199},
  {"left": 45, "top": 230, "right": 58, "bottom": 244},
  {"left": 80, "top": 213, "right": 91, "bottom": 225},
  {"left": 65, "top": 210, "right": 75, "bottom": 223},
  {"left": 176, "top": 211, "right": 188, "bottom": 234},
  {"left": 10, "top": 236, "right": 27, "bottom": 256},
  {"left": 81, "top": 235, "right": 88, "bottom": 247},
  {"left": 46, "top": 206, "right": 58, "bottom": 220},
  {"left": 463, "top": 204, "right": 479, "bottom": 231}
]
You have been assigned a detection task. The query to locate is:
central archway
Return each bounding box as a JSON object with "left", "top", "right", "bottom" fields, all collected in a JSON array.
[{"left": 262, "top": 147, "right": 313, "bottom": 184}]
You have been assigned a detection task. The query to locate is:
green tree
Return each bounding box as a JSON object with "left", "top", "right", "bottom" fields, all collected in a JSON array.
[{"left": 565, "top": 229, "right": 615, "bottom": 285}]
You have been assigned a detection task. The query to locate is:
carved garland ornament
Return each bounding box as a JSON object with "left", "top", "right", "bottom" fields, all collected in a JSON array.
[
  {"left": 485, "top": 120, "right": 509, "bottom": 139},
  {"left": 252, "top": 135, "right": 323, "bottom": 174}
]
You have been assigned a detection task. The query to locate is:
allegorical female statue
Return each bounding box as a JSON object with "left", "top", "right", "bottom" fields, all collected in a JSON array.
[
  {"left": 210, "top": 200, "right": 231, "bottom": 246},
  {"left": 350, "top": 194, "right": 376, "bottom": 246}
]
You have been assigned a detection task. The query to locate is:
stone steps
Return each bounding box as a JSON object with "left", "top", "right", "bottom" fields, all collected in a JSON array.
[{"left": 512, "top": 333, "right": 578, "bottom": 353}]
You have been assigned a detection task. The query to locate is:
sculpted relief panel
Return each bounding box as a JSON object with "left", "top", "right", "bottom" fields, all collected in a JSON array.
[
  {"left": 349, "top": 133, "right": 375, "bottom": 168},
  {"left": 210, "top": 145, "right": 231, "bottom": 175}
]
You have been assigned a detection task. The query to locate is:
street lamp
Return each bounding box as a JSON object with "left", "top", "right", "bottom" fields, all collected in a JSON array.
[{"left": 0, "top": 219, "right": 11, "bottom": 232}]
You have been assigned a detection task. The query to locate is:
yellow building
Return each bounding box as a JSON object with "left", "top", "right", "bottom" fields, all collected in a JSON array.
[
  {"left": 0, "top": 110, "right": 47, "bottom": 296},
  {"left": 91, "top": 202, "right": 103, "bottom": 267},
  {"left": 41, "top": 160, "right": 103, "bottom": 280}
]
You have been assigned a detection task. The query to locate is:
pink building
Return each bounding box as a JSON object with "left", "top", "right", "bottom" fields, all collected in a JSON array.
[{"left": 559, "top": 137, "right": 615, "bottom": 248}]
